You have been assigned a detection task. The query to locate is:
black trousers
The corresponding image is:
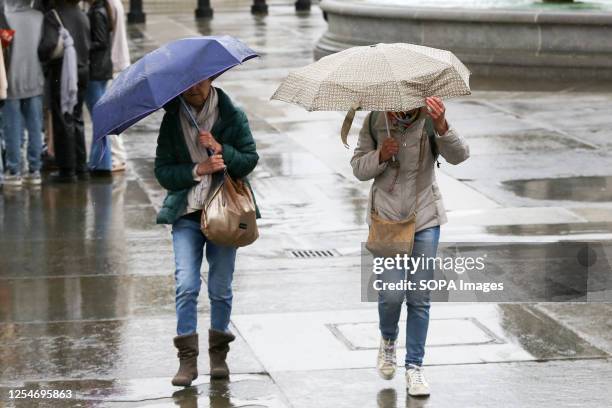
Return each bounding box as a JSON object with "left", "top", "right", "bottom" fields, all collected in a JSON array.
[{"left": 48, "top": 66, "right": 88, "bottom": 174}]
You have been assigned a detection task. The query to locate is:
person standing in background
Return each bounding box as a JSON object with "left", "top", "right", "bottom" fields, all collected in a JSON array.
[
  {"left": 0, "top": 0, "right": 9, "bottom": 186},
  {"left": 0, "top": 41, "right": 6, "bottom": 186},
  {"left": 107, "top": 0, "right": 129, "bottom": 172},
  {"left": 2, "top": 0, "right": 45, "bottom": 187},
  {"left": 84, "top": 0, "right": 113, "bottom": 173},
  {"left": 38, "top": 0, "right": 90, "bottom": 183},
  {"left": 0, "top": 42, "right": 6, "bottom": 101}
]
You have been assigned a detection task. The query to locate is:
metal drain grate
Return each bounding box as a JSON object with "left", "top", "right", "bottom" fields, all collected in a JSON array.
[{"left": 289, "top": 249, "right": 339, "bottom": 258}]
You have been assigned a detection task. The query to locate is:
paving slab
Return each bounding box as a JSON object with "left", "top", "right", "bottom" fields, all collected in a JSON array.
[{"left": 231, "top": 304, "right": 608, "bottom": 373}]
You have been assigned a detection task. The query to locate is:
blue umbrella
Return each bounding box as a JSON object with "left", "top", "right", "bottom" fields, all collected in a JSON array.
[{"left": 92, "top": 35, "right": 258, "bottom": 141}]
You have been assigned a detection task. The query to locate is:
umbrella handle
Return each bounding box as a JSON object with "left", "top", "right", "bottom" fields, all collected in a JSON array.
[
  {"left": 383, "top": 111, "right": 397, "bottom": 164},
  {"left": 179, "top": 96, "right": 214, "bottom": 157}
]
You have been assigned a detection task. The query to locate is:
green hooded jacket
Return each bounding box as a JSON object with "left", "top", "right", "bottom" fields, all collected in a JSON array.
[{"left": 154, "top": 87, "right": 260, "bottom": 224}]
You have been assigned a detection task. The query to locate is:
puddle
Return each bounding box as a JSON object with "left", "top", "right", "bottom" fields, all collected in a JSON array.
[
  {"left": 502, "top": 176, "right": 612, "bottom": 202},
  {"left": 0, "top": 318, "right": 262, "bottom": 388}
]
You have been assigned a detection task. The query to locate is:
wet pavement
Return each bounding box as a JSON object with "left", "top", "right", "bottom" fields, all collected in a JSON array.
[{"left": 2, "top": 1, "right": 612, "bottom": 407}]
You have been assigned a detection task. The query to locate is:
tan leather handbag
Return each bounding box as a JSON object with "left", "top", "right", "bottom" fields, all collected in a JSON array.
[
  {"left": 201, "top": 172, "right": 259, "bottom": 247},
  {"left": 366, "top": 117, "right": 426, "bottom": 257}
]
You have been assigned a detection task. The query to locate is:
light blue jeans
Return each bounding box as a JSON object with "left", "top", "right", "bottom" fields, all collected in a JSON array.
[
  {"left": 378, "top": 225, "right": 440, "bottom": 367},
  {"left": 2, "top": 96, "right": 43, "bottom": 175},
  {"left": 172, "top": 216, "right": 237, "bottom": 336},
  {"left": 85, "top": 80, "right": 112, "bottom": 171}
]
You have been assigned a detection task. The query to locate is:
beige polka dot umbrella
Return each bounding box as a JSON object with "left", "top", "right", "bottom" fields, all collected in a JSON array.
[{"left": 271, "top": 43, "right": 471, "bottom": 146}]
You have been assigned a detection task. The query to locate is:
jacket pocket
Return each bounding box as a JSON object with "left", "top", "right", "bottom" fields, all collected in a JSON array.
[
  {"left": 371, "top": 184, "right": 404, "bottom": 221},
  {"left": 157, "top": 190, "right": 188, "bottom": 224}
]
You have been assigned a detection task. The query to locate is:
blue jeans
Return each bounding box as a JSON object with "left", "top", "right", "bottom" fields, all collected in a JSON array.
[
  {"left": 172, "top": 216, "right": 237, "bottom": 336},
  {"left": 378, "top": 226, "right": 440, "bottom": 367},
  {"left": 85, "top": 80, "right": 112, "bottom": 171},
  {"left": 2, "top": 96, "right": 43, "bottom": 174}
]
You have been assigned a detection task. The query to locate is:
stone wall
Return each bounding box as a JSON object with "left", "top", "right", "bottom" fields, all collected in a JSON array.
[{"left": 316, "top": 0, "right": 612, "bottom": 79}]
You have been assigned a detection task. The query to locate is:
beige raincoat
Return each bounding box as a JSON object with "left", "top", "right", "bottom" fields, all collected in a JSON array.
[{"left": 351, "top": 110, "right": 469, "bottom": 232}]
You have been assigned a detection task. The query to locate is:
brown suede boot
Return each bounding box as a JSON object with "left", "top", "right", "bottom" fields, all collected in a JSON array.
[
  {"left": 172, "top": 333, "right": 199, "bottom": 386},
  {"left": 208, "top": 329, "right": 236, "bottom": 379}
]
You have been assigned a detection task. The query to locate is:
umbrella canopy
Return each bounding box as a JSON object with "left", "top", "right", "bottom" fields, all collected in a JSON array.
[
  {"left": 271, "top": 43, "right": 471, "bottom": 145},
  {"left": 93, "top": 36, "right": 258, "bottom": 141},
  {"left": 271, "top": 43, "right": 471, "bottom": 112}
]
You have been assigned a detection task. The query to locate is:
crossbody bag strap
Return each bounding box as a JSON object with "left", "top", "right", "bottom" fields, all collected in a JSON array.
[
  {"left": 372, "top": 112, "right": 397, "bottom": 212},
  {"left": 412, "top": 125, "right": 427, "bottom": 217},
  {"left": 370, "top": 112, "right": 425, "bottom": 217},
  {"left": 369, "top": 111, "right": 377, "bottom": 212},
  {"left": 51, "top": 9, "right": 64, "bottom": 28}
]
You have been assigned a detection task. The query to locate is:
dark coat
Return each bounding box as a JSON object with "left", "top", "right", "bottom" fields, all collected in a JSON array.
[
  {"left": 87, "top": 0, "right": 112, "bottom": 81},
  {"left": 38, "top": 3, "right": 90, "bottom": 84},
  {"left": 154, "top": 87, "right": 260, "bottom": 225}
]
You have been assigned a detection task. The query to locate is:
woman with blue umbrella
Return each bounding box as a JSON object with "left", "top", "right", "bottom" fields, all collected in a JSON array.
[
  {"left": 92, "top": 36, "right": 259, "bottom": 386},
  {"left": 158, "top": 76, "right": 259, "bottom": 387}
]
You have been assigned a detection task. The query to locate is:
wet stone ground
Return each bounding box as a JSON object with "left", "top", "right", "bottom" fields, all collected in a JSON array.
[{"left": 2, "top": 1, "right": 612, "bottom": 407}]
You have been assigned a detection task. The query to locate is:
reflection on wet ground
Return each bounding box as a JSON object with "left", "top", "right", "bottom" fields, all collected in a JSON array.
[
  {"left": 502, "top": 176, "right": 612, "bottom": 202},
  {"left": 433, "top": 242, "right": 612, "bottom": 302},
  {"left": 499, "top": 304, "right": 606, "bottom": 360},
  {"left": 0, "top": 375, "right": 282, "bottom": 407}
]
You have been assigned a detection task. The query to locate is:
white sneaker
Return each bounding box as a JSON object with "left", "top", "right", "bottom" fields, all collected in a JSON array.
[
  {"left": 23, "top": 171, "right": 42, "bottom": 186},
  {"left": 3, "top": 173, "right": 22, "bottom": 187},
  {"left": 406, "top": 364, "right": 430, "bottom": 396},
  {"left": 376, "top": 337, "right": 397, "bottom": 380}
]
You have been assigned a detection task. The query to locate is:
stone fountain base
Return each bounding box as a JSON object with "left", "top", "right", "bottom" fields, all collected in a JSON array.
[{"left": 315, "top": 0, "right": 612, "bottom": 79}]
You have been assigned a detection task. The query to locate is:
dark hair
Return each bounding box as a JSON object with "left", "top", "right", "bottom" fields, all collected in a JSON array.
[{"left": 103, "top": 0, "right": 115, "bottom": 32}]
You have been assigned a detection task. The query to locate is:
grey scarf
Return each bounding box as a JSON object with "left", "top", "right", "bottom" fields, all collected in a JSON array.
[{"left": 180, "top": 87, "right": 219, "bottom": 211}]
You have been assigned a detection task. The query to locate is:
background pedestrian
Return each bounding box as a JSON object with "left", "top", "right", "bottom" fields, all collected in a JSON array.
[
  {"left": 84, "top": 0, "right": 113, "bottom": 173},
  {"left": 38, "top": 0, "right": 90, "bottom": 183},
  {"left": 2, "top": 0, "right": 45, "bottom": 187},
  {"left": 107, "top": 0, "right": 129, "bottom": 172}
]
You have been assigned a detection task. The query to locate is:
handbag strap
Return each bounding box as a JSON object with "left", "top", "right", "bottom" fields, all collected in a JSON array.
[
  {"left": 371, "top": 112, "right": 426, "bottom": 217},
  {"left": 51, "top": 9, "right": 65, "bottom": 28}
]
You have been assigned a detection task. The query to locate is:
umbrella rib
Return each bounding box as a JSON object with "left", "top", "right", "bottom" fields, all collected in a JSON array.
[
  {"left": 311, "top": 50, "right": 355, "bottom": 110},
  {"left": 377, "top": 47, "right": 405, "bottom": 111}
]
